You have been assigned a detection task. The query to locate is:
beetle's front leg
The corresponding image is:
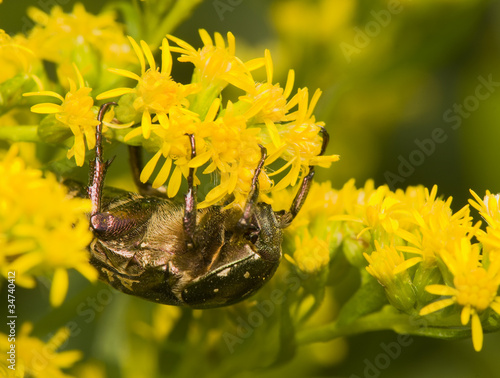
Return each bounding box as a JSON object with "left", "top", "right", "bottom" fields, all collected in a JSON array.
[
  {"left": 88, "top": 102, "right": 116, "bottom": 216},
  {"left": 281, "top": 126, "right": 330, "bottom": 227},
  {"left": 183, "top": 134, "right": 197, "bottom": 250}
]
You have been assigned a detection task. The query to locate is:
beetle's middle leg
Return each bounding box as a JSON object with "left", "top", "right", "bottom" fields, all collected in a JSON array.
[
  {"left": 237, "top": 145, "right": 267, "bottom": 242},
  {"left": 88, "top": 102, "right": 116, "bottom": 216},
  {"left": 183, "top": 133, "right": 197, "bottom": 250}
]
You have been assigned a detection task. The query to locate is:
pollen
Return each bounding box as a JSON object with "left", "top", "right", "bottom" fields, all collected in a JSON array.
[
  {"left": 134, "top": 70, "right": 184, "bottom": 112},
  {"left": 454, "top": 268, "right": 499, "bottom": 312}
]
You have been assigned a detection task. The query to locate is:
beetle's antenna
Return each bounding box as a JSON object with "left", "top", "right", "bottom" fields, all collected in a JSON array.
[
  {"left": 281, "top": 126, "right": 329, "bottom": 228},
  {"left": 88, "top": 102, "right": 116, "bottom": 216},
  {"left": 238, "top": 145, "right": 267, "bottom": 231},
  {"left": 183, "top": 133, "right": 197, "bottom": 250}
]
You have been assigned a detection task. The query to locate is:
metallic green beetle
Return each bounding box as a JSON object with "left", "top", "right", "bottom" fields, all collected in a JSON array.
[{"left": 86, "top": 103, "right": 329, "bottom": 308}]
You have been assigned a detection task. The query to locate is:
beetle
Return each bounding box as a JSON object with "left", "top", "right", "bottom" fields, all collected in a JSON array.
[{"left": 86, "top": 102, "right": 329, "bottom": 309}]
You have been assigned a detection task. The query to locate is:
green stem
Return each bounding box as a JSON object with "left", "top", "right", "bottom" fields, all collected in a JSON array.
[
  {"left": 0, "top": 126, "right": 39, "bottom": 142},
  {"left": 296, "top": 311, "right": 412, "bottom": 345},
  {"left": 149, "top": 0, "right": 204, "bottom": 48}
]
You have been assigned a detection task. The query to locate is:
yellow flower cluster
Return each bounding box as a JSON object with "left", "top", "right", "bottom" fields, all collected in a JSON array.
[
  {"left": 1, "top": 3, "right": 135, "bottom": 165},
  {"left": 4, "top": 3, "right": 338, "bottom": 208},
  {"left": 24, "top": 3, "right": 135, "bottom": 86},
  {"left": 275, "top": 179, "right": 500, "bottom": 351},
  {"left": 94, "top": 29, "right": 338, "bottom": 207},
  {"left": 0, "top": 145, "right": 95, "bottom": 307}
]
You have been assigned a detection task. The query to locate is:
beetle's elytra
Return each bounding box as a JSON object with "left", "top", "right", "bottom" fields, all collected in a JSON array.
[{"left": 86, "top": 102, "right": 329, "bottom": 309}]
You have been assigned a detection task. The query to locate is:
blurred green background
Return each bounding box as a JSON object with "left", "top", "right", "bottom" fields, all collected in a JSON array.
[{"left": 2, "top": 0, "right": 500, "bottom": 377}]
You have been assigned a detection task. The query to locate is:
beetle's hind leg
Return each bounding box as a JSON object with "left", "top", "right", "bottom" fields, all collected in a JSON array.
[{"left": 280, "top": 126, "right": 330, "bottom": 228}]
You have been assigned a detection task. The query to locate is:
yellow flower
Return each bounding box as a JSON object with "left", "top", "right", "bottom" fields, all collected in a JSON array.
[
  {"left": 98, "top": 37, "right": 199, "bottom": 140},
  {"left": 364, "top": 241, "right": 419, "bottom": 311},
  {"left": 0, "top": 30, "right": 40, "bottom": 84},
  {"left": 469, "top": 189, "right": 500, "bottom": 252},
  {"left": 469, "top": 189, "right": 500, "bottom": 228},
  {"left": 239, "top": 49, "right": 295, "bottom": 147},
  {"left": 270, "top": 88, "right": 339, "bottom": 192},
  {"left": 139, "top": 106, "right": 205, "bottom": 196},
  {"left": 198, "top": 100, "right": 269, "bottom": 208},
  {"left": 420, "top": 238, "right": 500, "bottom": 351},
  {"left": 25, "top": 3, "right": 135, "bottom": 79},
  {"left": 134, "top": 305, "right": 181, "bottom": 343},
  {"left": 24, "top": 65, "right": 99, "bottom": 167},
  {"left": 168, "top": 29, "right": 262, "bottom": 94},
  {"left": 396, "top": 185, "right": 475, "bottom": 267},
  {"left": 0, "top": 145, "right": 95, "bottom": 307},
  {"left": 0, "top": 322, "right": 81, "bottom": 377},
  {"left": 285, "top": 228, "right": 330, "bottom": 274}
]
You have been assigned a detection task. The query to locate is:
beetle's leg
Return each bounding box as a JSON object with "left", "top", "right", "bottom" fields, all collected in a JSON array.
[
  {"left": 281, "top": 126, "right": 330, "bottom": 227},
  {"left": 88, "top": 102, "right": 116, "bottom": 216},
  {"left": 237, "top": 145, "right": 267, "bottom": 241},
  {"left": 129, "top": 145, "right": 168, "bottom": 197},
  {"left": 183, "top": 134, "right": 197, "bottom": 250}
]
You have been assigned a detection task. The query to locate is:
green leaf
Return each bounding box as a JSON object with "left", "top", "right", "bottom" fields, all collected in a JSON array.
[
  {"left": 271, "top": 296, "right": 296, "bottom": 367},
  {"left": 335, "top": 271, "right": 387, "bottom": 327}
]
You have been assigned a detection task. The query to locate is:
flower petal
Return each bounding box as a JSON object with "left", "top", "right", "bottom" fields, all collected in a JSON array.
[
  {"left": 167, "top": 165, "right": 183, "bottom": 198},
  {"left": 424, "top": 284, "right": 457, "bottom": 296},
  {"left": 96, "top": 87, "right": 135, "bottom": 100},
  {"left": 152, "top": 157, "right": 172, "bottom": 188},
  {"left": 50, "top": 268, "right": 68, "bottom": 307},
  {"left": 471, "top": 312, "right": 484, "bottom": 352},
  {"left": 31, "top": 103, "right": 63, "bottom": 114},
  {"left": 140, "top": 150, "right": 162, "bottom": 183},
  {"left": 419, "top": 298, "right": 455, "bottom": 316}
]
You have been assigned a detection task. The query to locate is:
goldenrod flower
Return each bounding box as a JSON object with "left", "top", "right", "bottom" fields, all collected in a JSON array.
[
  {"left": 0, "top": 145, "right": 95, "bottom": 307},
  {"left": 168, "top": 29, "right": 262, "bottom": 94},
  {"left": 270, "top": 88, "right": 339, "bottom": 192},
  {"left": 239, "top": 49, "right": 295, "bottom": 147},
  {"left": 0, "top": 30, "right": 39, "bottom": 84},
  {"left": 469, "top": 189, "right": 500, "bottom": 227},
  {"left": 134, "top": 305, "right": 181, "bottom": 343},
  {"left": 286, "top": 228, "right": 330, "bottom": 273},
  {"left": 98, "top": 37, "right": 198, "bottom": 139},
  {"left": 0, "top": 322, "right": 81, "bottom": 377},
  {"left": 364, "top": 241, "right": 419, "bottom": 311},
  {"left": 420, "top": 238, "right": 500, "bottom": 351},
  {"left": 25, "top": 3, "right": 135, "bottom": 82},
  {"left": 24, "top": 65, "right": 100, "bottom": 166},
  {"left": 469, "top": 189, "right": 500, "bottom": 252},
  {"left": 396, "top": 186, "right": 475, "bottom": 267},
  {"left": 138, "top": 106, "right": 205, "bottom": 196},
  {"left": 198, "top": 100, "right": 270, "bottom": 208}
]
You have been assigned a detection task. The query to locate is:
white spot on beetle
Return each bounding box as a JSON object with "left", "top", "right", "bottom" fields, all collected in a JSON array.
[
  {"left": 218, "top": 267, "right": 231, "bottom": 277},
  {"left": 244, "top": 271, "right": 250, "bottom": 279}
]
